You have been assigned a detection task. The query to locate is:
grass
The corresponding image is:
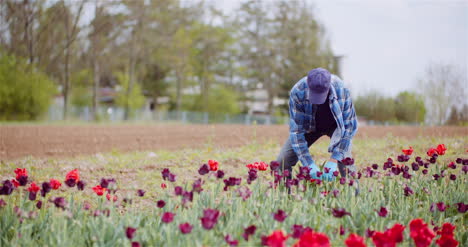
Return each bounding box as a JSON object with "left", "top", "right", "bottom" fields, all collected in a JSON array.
[{"left": 0, "top": 134, "right": 467, "bottom": 246}]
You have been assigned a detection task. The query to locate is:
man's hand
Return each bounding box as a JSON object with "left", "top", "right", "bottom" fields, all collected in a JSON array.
[
  {"left": 321, "top": 161, "right": 338, "bottom": 181},
  {"left": 308, "top": 161, "right": 321, "bottom": 179}
]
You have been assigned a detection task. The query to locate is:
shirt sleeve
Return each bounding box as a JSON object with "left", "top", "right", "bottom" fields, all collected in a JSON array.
[
  {"left": 331, "top": 88, "right": 358, "bottom": 161},
  {"left": 289, "top": 93, "right": 314, "bottom": 167}
]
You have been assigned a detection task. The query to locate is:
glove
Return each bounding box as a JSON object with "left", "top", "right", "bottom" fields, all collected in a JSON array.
[
  {"left": 321, "top": 161, "right": 338, "bottom": 181},
  {"left": 308, "top": 161, "right": 321, "bottom": 179}
]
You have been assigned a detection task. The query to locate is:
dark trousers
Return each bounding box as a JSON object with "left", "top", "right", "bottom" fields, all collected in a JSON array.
[{"left": 276, "top": 128, "right": 359, "bottom": 194}]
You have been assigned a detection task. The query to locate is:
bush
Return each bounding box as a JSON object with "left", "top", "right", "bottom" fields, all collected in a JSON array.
[{"left": 0, "top": 53, "right": 56, "bottom": 121}]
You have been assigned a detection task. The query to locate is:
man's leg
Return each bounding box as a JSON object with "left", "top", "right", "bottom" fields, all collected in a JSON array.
[{"left": 276, "top": 132, "right": 324, "bottom": 179}]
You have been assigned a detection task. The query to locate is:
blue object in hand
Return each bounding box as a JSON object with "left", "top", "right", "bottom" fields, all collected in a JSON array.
[
  {"left": 321, "top": 161, "right": 338, "bottom": 181},
  {"left": 308, "top": 161, "right": 321, "bottom": 179}
]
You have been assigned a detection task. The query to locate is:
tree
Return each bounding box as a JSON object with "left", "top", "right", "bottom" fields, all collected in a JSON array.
[
  {"left": 446, "top": 105, "right": 468, "bottom": 126},
  {"left": 114, "top": 71, "right": 145, "bottom": 118},
  {"left": 418, "top": 63, "right": 467, "bottom": 125},
  {"left": 395, "top": 91, "right": 426, "bottom": 123},
  {"left": 141, "top": 63, "right": 169, "bottom": 111},
  {"left": 355, "top": 91, "right": 396, "bottom": 123},
  {"left": 0, "top": 53, "right": 55, "bottom": 120}
]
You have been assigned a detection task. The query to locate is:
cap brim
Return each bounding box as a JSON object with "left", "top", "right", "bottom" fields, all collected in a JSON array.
[{"left": 309, "top": 90, "right": 328, "bottom": 104}]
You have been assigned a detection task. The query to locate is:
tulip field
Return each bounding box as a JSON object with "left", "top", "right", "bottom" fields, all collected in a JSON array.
[{"left": 0, "top": 134, "right": 467, "bottom": 247}]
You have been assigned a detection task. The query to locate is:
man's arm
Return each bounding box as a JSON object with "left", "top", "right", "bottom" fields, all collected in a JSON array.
[
  {"left": 289, "top": 94, "right": 314, "bottom": 167},
  {"left": 331, "top": 88, "right": 358, "bottom": 161}
]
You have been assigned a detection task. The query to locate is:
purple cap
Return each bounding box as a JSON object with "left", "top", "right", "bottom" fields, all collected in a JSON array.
[{"left": 307, "top": 68, "right": 331, "bottom": 104}]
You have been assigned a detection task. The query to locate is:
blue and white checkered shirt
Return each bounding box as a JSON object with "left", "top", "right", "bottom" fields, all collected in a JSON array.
[{"left": 289, "top": 75, "right": 358, "bottom": 166}]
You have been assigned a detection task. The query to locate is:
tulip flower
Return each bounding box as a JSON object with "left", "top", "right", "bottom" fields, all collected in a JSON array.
[
  {"left": 161, "top": 212, "right": 175, "bottom": 223},
  {"left": 179, "top": 223, "right": 193, "bottom": 234},
  {"left": 208, "top": 160, "right": 219, "bottom": 171},
  {"left": 198, "top": 164, "right": 210, "bottom": 175},
  {"left": 242, "top": 225, "right": 257, "bottom": 241},
  {"left": 402, "top": 146, "right": 414, "bottom": 155},
  {"left": 332, "top": 208, "right": 351, "bottom": 218},
  {"left": 157, "top": 200, "right": 165, "bottom": 208},
  {"left": 126, "top": 227, "right": 137, "bottom": 239},
  {"left": 225, "top": 234, "right": 239, "bottom": 246},
  {"left": 376, "top": 207, "right": 388, "bottom": 217},
  {"left": 200, "top": 208, "right": 220, "bottom": 230},
  {"left": 345, "top": 233, "right": 366, "bottom": 247},
  {"left": 273, "top": 209, "right": 288, "bottom": 222},
  {"left": 264, "top": 230, "right": 288, "bottom": 247},
  {"left": 293, "top": 230, "right": 330, "bottom": 247}
]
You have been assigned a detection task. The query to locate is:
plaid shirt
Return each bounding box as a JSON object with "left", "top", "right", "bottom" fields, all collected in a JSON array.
[{"left": 289, "top": 75, "right": 358, "bottom": 166}]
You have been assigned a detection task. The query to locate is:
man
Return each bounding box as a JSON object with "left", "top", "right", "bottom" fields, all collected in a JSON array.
[{"left": 276, "top": 68, "right": 358, "bottom": 183}]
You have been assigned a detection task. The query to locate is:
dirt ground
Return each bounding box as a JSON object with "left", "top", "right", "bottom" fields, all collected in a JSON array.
[{"left": 0, "top": 124, "right": 466, "bottom": 160}]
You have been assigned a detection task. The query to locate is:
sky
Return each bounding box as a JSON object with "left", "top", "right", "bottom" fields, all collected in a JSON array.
[{"left": 210, "top": 0, "right": 468, "bottom": 96}]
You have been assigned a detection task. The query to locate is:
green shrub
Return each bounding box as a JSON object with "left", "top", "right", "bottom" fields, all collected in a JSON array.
[{"left": 0, "top": 53, "right": 56, "bottom": 121}]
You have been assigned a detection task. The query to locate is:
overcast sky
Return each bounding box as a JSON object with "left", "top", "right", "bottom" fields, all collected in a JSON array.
[{"left": 211, "top": 0, "right": 468, "bottom": 96}]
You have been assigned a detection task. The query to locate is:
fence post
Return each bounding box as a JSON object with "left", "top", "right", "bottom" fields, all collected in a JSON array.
[
  {"left": 245, "top": 114, "right": 251, "bottom": 125},
  {"left": 204, "top": 112, "right": 209, "bottom": 124},
  {"left": 182, "top": 111, "right": 187, "bottom": 123}
]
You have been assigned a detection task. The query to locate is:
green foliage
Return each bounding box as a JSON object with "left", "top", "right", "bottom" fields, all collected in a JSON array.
[
  {"left": 395, "top": 91, "right": 426, "bottom": 123},
  {"left": 0, "top": 53, "right": 56, "bottom": 121},
  {"left": 115, "top": 71, "right": 145, "bottom": 113},
  {"left": 71, "top": 69, "right": 92, "bottom": 108},
  {"left": 446, "top": 105, "right": 468, "bottom": 126},
  {"left": 188, "top": 84, "right": 241, "bottom": 114}
]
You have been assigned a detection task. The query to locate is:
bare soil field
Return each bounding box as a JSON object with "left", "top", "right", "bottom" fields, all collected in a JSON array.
[{"left": 0, "top": 124, "right": 466, "bottom": 160}]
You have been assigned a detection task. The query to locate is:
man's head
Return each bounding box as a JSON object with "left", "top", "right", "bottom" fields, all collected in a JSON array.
[{"left": 307, "top": 68, "right": 331, "bottom": 104}]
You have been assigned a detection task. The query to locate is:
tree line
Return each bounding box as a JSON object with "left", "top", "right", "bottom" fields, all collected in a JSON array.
[{"left": 0, "top": 0, "right": 336, "bottom": 121}]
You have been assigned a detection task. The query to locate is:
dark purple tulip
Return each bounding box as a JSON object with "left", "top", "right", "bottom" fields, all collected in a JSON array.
[
  {"left": 332, "top": 189, "right": 340, "bottom": 197},
  {"left": 422, "top": 169, "right": 428, "bottom": 175},
  {"left": 371, "top": 164, "right": 378, "bottom": 170},
  {"left": 332, "top": 208, "right": 351, "bottom": 218},
  {"left": 291, "top": 225, "right": 306, "bottom": 238},
  {"left": 404, "top": 185, "right": 413, "bottom": 196},
  {"left": 29, "top": 191, "right": 37, "bottom": 201},
  {"left": 174, "top": 186, "right": 183, "bottom": 196},
  {"left": 200, "top": 208, "right": 220, "bottom": 230},
  {"left": 450, "top": 174, "right": 457, "bottom": 181},
  {"left": 402, "top": 172, "right": 412, "bottom": 179},
  {"left": 398, "top": 155, "right": 410, "bottom": 162},
  {"left": 123, "top": 198, "right": 133, "bottom": 205},
  {"left": 167, "top": 172, "right": 176, "bottom": 182},
  {"left": 161, "top": 212, "right": 175, "bottom": 223},
  {"left": 366, "top": 228, "right": 375, "bottom": 238},
  {"left": 192, "top": 179, "right": 204, "bottom": 193},
  {"left": 223, "top": 177, "right": 241, "bottom": 191},
  {"left": 161, "top": 168, "right": 171, "bottom": 179},
  {"left": 339, "top": 177, "right": 346, "bottom": 185},
  {"left": 36, "top": 200, "right": 42, "bottom": 209},
  {"left": 242, "top": 225, "right": 256, "bottom": 241},
  {"left": 462, "top": 165, "right": 468, "bottom": 174},
  {"left": 333, "top": 171, "right": 339, "bottom": 177},
  {"left": 0, "top": 180, "right": 14, "bottom": 195},
  {"left": 126, "top": 227, "right": 137, "bottom": 239},
  {"left": 179, "top": 223, "right": 193, "bottom": 234},
  {"left": 52, "top": 197, "right": 67, "bottom": 210},
  {"left": 216, "top": 170, "right": 225, "bottom": 179},
  {"left": 65, "top": 178, "right": 76, "bottom": 187},
  {"left": 391, "top": 166, "right": 401, "bottom": 176},
  {"left": 182, "top": 191, "right": 193, "bottom": 203},
  {"left": 270, "top": 161, "right": 281, "bottom": 172},
  {"left": 273, "top": 209, "right": 288, "bottom": 222},
  {"left": 18, "top": 175, "right": 28, "bottom": 186},
  {"left": 339, "top": 225, "right": 346, "bottom": 235},
  {"left": 433, "top": 174, "right": 440, "bottom": 181},
  {"left": 455, "top": 202, "right": 467, "bottom": 213},
  {"left": 198, "top": 164, "right": 210, "bottom": 175},
  {"left": 137, "top": 189, "right": 145, "bottom": 197},
  {"left": 436, "top": 202, "right": 447, "bottom": 212},
  {"left": 225, "top": 234, "right": 239, "bottom": 247},
  {"left": 440, "top": 170, "right": 446, "bottom": 177},
  {"left": 342, "top": 157, "right": 355, "bottom": 166},
  {"left": 415, "top": 156, "right": 422, "bottom": 163},
  {"left": 463, "top": 159, "right": 468, "bottom": 165},
  {"left": 77, "top": 180, "right": 86, "bottom": 190},
  {"left": 424, "top": 163, "right": 430, "bottom": 168},
  {"left": 455, "top": 158, "right": 462, "bottom": 164},
  {"left": 357, "top": 172, "right": 362, "bottom": 179},
  {"left": 429, "top": 157, "right": 437, "bottom": 164},
  {"left": 157, "top": 200, "right": 165, "bottom": 208},
  {"left": 377, "top": 207, "right": 388, "bottom": 217},
  {"left": 447, "top": 162, "right": 456, "bottom": 169},
  {"left": 247, "top": 169, "right": 258, "bottom": 184},
  {"left": 348, "top": 180, "right": 354, "bottom": 186},
  {"left": 283, "top": 170, "right": 290, "bottom": 177},
  {"left": 411, "top": 162, "right": 419, "bottom": 171}
]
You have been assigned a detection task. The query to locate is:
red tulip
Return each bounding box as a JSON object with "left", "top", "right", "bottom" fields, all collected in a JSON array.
[
  {"left": 427, "top": 148, "right": 438, "bottom": 157},
  {"left": 27, "top": 182, "right": 40, "bottom": 193},
  {"left": 273, "top": 209, "right": 288, "bottom": 222},
  {"left": 65, "top": 169, "right": 79, "bottom": 182},
  {"left": 49, "top": 179, "right": 61, "bottom": 190},
  {"left": 409, "top": 219, "right": 436, "bottom": 247},
  {"left": 265, "top": 230, "right": 289, "bottom": 247},
  {"left": 293, "top": 229, "right": 330, "bottom": 247},
  {"left": 345, "top": 233, "right": 367, "bottom": 247},
  {"left": 208, "top": 160, "right": 219, "bottom": 171},
  {"left": 161, "top": 183, "right": 167, "bottom": 189},
  {"left": 92, "top": 185, "right": 106, "bottom": 196},
  {"left": 402, "top": 146, "right": 414, "bottom": 155},
  {"left": 436, "top": 144, "right": 447, "bottom": 155}
]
